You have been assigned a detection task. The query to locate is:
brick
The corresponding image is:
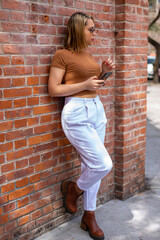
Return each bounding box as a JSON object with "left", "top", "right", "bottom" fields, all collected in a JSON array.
[
  {"left": 31, "top": 3, "right": 56, "bottom": 14},
  {"left": 15, "top": 139, "right": 27, "bottom": 149},
  {"left": 10, "top": 203, "right": 35, "bottom": 220},
  {"left": 29, "top": 173, "right": 41, "bottom": 183},
  {"left": 10, "top": 34, "right": 25, "bottom": 43},
  {"left": 39, "top": 14, "right": 50, "bottom": 24},
  {"left": 26, "top": 13, "right": 38, "bottom": 23},
  {"left": 29, "top": 155, "right": 40, "bottom": 165},
  {"left": 0, "top": 175, "right": 6, "bottom": 185},
  {"left": 40, "top": 96, "right": 52, "bottom": 104},
  {"left": 28, "top": 117, "right": 39, "bottom": 126},
  {"left": 4, "top": 87, "right": 31, "bottom": 98},
  {"left": 30, "top": 192, "right": 41, "bottom": 203},
  {"left": 40, "top": 114, "right": 52, "bottom": 123},
  {"left": 27, "top": 76, "right": 39, "bottom": 86},
  {"left": 5, "top": 108, "right": 32, "bottom": 119},
  {"left": 39, "top": 36, "right": 51, "bottom": 44},
  {"left": 0, "top": 10, "right": 9, "bottom": 20},
  {"left": 0, "top": 195, "right": 8, "bottom": 206},
  {"left": 16, "top": 158, "right": 28, "bottom": 169},
  {"left": 9, "top": 185, "right": 34, "bottom": 201},
  {"left": 7, "top": 166, "right": 34, "bottom": 181},
  {"left": 42, "top": 204, "right": 53, "bottom": 215},
  {"left": 3, "top": 44, "right": 31, "bottom": 54},
  {"left": 42, "top": 187, "right": 54, "bottom": 198},
  {"left": 0, "top": 155, "right": 5, "bottom": 165},
  {"left": 42, "top": 169, "right": 52, "bottom": 179},
  {"left": 27, "top": 97, "right": 39, "bottom": 106},
  {"left": 6, "top": 128, "right": 33, "bottom": 141},
  {"left": 4, "top": 66, "right": 32, "bottom": 76},
  {"left": 31, "top": 209, "right": 42, "bottom": 220},
  {"left": 28, "top": 136, "right": 40, "bottom": 146},
  {"left": 17, "top": 196, "right": 29, "bottom": 208},
  {"left": 18, "top": 215, "right": 30, "bottom": 226},
  {"left": 0, "top": 100, "right": 12, "bottom": 110},
  {"left": 0, "top": 133, "right": 5, "bottom": 142},
  {"left": 7, "top": 147, "right": 33, "bottom": 161},
  {"left": 5, "top": 220, "right": 17, "bottom": 231},
  {"left": 14, "top": 98, "right": 26, "bottom": 108},
  {"left": 0, "top": 78, "right": 11, "bottom": 88},
  {"left": 2, "top": 0, "right": 30, "bottom": 10},
  {"left": 1, "top": 162, "right": 14, "bottom": 173},
  {"left": 33, "top": 65, "right": 50, "bottom": 75},
  {"left": 0, "top": 56, "right": 10, "bottom": 65},
  {"left": 0, "top": 226, "right": 4, "bottom": 235},
  {"left": 1, "top": 182, "right": 15, "bottom": 194},
  {"left": 34, "top": 123, "right": 57, "bottom": 134},
  {"left": 11, "top": 11, "right": 25, "bottom": 21},
  {"left": 15, "top": 119, "right": 27, "bottom": 128},
  {"left": 26, "top": 35, "right": 38, "bottom": 44},
  {"left": 0, "top": 214, "right": 8, "bottom": 225},
  {"left": 0, "top": 121, "right": 13, "bottom": 132},
  {"left": 31, "top": 25, "right": 56, "bottom": 35},
  {"left": 33, "top": 104, "right": 57, "bottom": 115},
  {"left": 33, "top": 141, "right": 57, "bottom": 153},
  {"left": 16, "top": 178, "right": 29, "bottom": 188},
  {"left": 11, "top": 56, "right": 24, "bottom": 65},
  {"left": 33, "top": 86, "right": 48, "bottom": 95},
  {"left": 35, "top": 176, "right": 57, "bottom": 191},
  {"left": 26, "top": 56, "right": 39, "bottom": 65},
  {"left": 0, "top": 33, "right": 10, "bottom": 43}
]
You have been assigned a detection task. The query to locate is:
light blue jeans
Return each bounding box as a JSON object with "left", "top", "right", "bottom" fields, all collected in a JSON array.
[{"left": 61, "top": 96, "right": 113, "bottom": 211}]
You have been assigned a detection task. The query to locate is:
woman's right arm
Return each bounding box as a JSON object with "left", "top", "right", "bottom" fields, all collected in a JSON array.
[{"left": 48, "top": 67, "right": 104, "bottom": 97}]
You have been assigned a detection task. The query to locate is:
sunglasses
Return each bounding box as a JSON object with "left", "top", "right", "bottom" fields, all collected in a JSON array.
[{"left": 88, "top": 27, "right": 96, "bottom": 34}]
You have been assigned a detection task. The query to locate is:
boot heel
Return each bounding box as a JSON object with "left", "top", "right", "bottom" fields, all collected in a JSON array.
[
  {"left": 80, "top": 220, "right": 88, "bottom": 231},
  {"left": 61, "top": 181, "right": 68, "bottom": 195}
]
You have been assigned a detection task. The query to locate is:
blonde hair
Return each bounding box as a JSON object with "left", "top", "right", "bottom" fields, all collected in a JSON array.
[{"left": 64, "top": 12, "right": 94, "bottom": 52}]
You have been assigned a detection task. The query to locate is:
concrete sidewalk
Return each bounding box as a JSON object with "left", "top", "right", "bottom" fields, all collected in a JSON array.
[{"left": 35, "top": 83, "right": 160, "bottom": 240}]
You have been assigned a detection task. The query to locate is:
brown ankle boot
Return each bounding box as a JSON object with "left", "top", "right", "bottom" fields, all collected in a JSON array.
[
  {"left": 61, "top": 181, "right": 83, "bottom": 214},
  {"left": 80, "top": 211, "right": 104, "bottom": 240}
]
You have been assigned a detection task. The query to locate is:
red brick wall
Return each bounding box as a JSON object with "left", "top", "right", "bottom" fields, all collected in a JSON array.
[
  {"left": 114, "top": 0, "right": 149, "bottom": 199},
  {"left": 0, "top": 0, "right": 148, "bottom": 239}
]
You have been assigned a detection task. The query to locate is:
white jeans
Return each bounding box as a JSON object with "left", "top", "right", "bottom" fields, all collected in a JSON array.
[{"left": 61, "top": 96, "right": 113, "bottom": 211}]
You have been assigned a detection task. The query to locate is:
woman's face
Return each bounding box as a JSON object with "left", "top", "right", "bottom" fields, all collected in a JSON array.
[{"left": 84, "top": 19, "right": 96, "bottom": 46}]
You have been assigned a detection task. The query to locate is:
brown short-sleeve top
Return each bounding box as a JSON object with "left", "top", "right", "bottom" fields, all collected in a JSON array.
[{"left": 51, "top": 49, "right": 101, "bottom": 97}]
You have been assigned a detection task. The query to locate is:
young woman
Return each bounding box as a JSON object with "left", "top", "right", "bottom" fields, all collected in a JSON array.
[{"left": 48, "top": 12, "right": 115, "bottom": 240}]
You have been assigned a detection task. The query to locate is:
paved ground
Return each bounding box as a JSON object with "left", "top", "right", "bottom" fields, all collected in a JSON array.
[{"left": 35, "top": 82, "right": 160, "bottom": 240}]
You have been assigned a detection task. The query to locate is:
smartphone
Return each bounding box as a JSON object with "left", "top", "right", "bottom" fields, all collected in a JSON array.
[{"left": 100, "top": 72, "right": 112, "bottom": 80}]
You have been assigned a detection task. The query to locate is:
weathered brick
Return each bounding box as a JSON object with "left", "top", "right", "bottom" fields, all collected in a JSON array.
[
  {"left": 10, "top": 203, "right": 35, "bottom": 220},
  {"left": 16, "top": 178, "right": 28, "bottom": 188},
  {"left": 4, "top": 66, "right": 32, "bottom": 76},
  {"left": 3, "top": 44, "right": 31, "bottom": 54},
  {"left": 11, "top": 56, "right": 24, "bottom": 65},
  {"left": 11, "top": 11, "right": 25, "bottom": 21},
  {"left": 0, "top": 214, "right": 8, "bottom": 225},
  {"left": 7, "top": 166, "right": 34, "bottom": 180},
  {"left": 15, "top": 158, "right": 29, "bottom": 169},
  {"left": 0, "top": 56, "right": 10, "bottom": 65},
  {"left": 1, "top": 0, "right": 30, "bottom": 11},
  {"left": 17, "top": 196, "right": 29, "bottom": 208},
  {"left": 14, "top": 98, "right": 26, "bottom": 108},
  {"left": 1, "top": 162, "right": 14, "bottom": 173},
  {"left": 9, "top": 185, "right": 34, "bottom": 201},
  {"left": 18, "top": 215, "right": 30, "bottom": 226},
  {"left": 0, "top": 78, "right": 11, "bottom": 88},
  {"left": 5, "top": 108, "right": 32, "bottom": 119}
]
